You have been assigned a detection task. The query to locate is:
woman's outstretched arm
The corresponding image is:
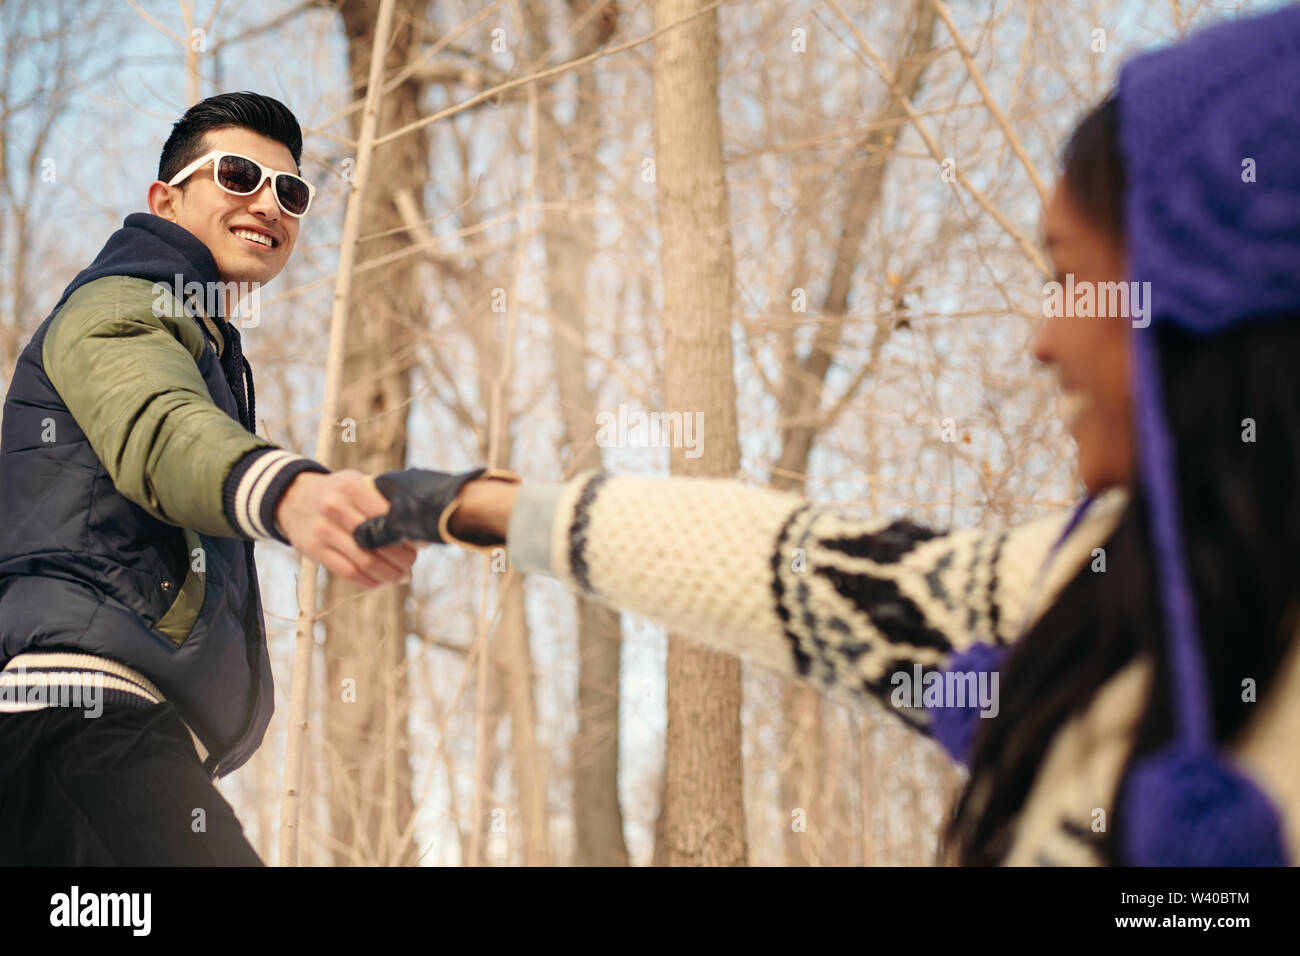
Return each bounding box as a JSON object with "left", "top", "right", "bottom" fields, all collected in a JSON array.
[{"left": 455, "top": 471, "right": 1127, "bottom": 733}]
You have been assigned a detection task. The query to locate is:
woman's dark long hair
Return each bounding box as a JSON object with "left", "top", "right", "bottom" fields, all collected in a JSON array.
[{"left": 941, "top": 96, "right": 1300, "bottom": 865}]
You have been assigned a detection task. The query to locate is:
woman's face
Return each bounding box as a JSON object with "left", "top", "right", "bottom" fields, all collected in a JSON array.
[{"left": 1033, "top": 181, "right": 1135, "bottom": 492}]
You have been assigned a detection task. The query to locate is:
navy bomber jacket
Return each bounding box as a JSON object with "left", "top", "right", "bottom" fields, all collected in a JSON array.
[{"left": 0, "top": 213, "right": 326, "bottom": 775}]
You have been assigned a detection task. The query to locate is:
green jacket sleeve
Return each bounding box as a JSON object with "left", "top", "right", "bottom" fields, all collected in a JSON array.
[{"left": 44, "top": 274, "right": 280, "bottom": 537}]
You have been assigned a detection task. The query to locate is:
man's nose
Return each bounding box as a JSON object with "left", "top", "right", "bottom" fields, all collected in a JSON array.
[{"left": 248, "top": 180, "right": 280, "bottom": 220}]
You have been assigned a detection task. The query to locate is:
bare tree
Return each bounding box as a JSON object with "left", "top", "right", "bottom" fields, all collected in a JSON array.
[
  {"left": 522, "top": 0, "right": 631, "bottom": 867},
  {"left": 650, "top": 0, "right": 747, "bottom": 868},
  {"left": 318, "top": 0, "right": 431, "bottom": 866}
]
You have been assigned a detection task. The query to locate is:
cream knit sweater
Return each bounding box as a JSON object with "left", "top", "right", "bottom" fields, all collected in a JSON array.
[{"left": 505, "top": 473, "right": 1300, "bottom": 865}]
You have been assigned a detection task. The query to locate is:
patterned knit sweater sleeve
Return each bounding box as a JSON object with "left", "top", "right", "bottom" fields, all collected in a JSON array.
[{"left": 507, "top": 472, "right": 1128, "bottom": 734}]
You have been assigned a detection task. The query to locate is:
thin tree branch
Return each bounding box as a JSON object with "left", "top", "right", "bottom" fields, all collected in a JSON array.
[
  {"left": 374, "top": 0, "right": 722, "bottom": 147},
  {"left": 822, "top": 0, "right": 1051, "bottom": 278},
  {"left": 929, "top": 0, "right": 1049, "bottom": 207}
]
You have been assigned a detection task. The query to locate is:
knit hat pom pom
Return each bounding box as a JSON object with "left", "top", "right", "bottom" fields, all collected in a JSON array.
[
  {"left": 1122, "top": 747, "right": 1289, "bottom": 866},
  {"left": 929, "top": 642, "right": 1005, "bottom": 767}
]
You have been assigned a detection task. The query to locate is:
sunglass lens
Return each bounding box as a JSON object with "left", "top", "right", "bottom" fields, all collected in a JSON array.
[
  {"left": 275, "top": 175, "right": 311, "bottom": 216},
  {"left": 216, "top": 155, "right": 263, "bottom": 194}
]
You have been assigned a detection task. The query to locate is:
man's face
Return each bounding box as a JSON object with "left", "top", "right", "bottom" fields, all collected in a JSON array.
[{"left": 149, "top": 126, "right": 300, "bottom": 286}]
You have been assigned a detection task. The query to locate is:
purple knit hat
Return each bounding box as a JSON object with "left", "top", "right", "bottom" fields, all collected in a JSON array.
[
  {"left": 1116, "top": 5, "right": 1300, "bottom": 867},
  {"left": 932, "top": 6, "right": 1300, "bottom": 866}
]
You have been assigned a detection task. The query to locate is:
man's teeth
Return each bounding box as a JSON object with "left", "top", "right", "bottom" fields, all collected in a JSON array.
[
  {"left": 1060, "top": 391, "right": 1092, "bottom": 424},
  {"left": 233, "top": 228, "right": 272, "bottom": 247}
]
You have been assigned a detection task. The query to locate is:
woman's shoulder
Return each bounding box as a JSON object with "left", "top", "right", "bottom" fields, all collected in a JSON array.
[{"left": 1014, "top": 487, "right": 1130, "bottom": 633}]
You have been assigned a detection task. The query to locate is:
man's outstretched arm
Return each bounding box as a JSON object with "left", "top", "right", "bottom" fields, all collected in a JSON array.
[{"left": 44, "top": 276, "right": 415, "bottom": 587}]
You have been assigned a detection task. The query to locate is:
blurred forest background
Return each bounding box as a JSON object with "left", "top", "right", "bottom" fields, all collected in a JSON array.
[{"left": 0, "top": 0, "right": 1277, "bottom": 865}]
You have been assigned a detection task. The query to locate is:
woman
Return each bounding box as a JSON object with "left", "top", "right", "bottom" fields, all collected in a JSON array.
[{"left": 357, "top": 7, "right": 1300, "bottom": 866}]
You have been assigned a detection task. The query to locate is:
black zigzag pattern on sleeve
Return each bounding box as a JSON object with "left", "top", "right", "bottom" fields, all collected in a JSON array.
[
  {"left": 820, "top": 519, "right": 943, "bottom": 563},
  {"left": 772, "top": 505, "right": 962, "bottom": 723},
  {"left": 772, "top": 504, "right": 815, "bottom": 677},
  {"left": 870, "top": 664, "right": 938, "bottom": 734},
  {"left": 986, "top": 530, "right": 1010, "bottom": 642},
  {"left": 815, "top": 566, "right": 953, "bottom": 652},
  {"left": 567, "top": 472, "right": 611, "bottom": 596}
]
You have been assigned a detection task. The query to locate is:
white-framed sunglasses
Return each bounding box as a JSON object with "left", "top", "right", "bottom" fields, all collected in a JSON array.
[{"left": 166, "top": 149, "right": 316, "bottom": 218}]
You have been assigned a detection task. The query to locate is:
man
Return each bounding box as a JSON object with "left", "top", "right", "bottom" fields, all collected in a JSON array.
[{"left": 0, "top": 92, "right": 417, "bottom": 865}]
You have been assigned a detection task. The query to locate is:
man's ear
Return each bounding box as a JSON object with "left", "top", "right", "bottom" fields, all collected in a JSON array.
[{"left": 147, "top": 181, "right": 180, "bottom": 221}]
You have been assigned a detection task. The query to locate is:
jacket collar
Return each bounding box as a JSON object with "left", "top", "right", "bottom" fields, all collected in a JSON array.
[{"left": 53, "top": 213, "right": 223, "bottom": 319}]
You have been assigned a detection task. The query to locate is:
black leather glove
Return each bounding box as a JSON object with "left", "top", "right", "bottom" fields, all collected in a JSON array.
[{"left": 353, "top": 467, "right": 520, "bottom": 551}]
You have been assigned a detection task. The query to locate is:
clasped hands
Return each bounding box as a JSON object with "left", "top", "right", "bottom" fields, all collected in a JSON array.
[{"left": 275, "top": 467, "right": 520, "bottom": 589}]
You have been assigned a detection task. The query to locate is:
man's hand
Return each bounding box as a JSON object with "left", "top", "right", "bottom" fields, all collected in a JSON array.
[{"left": 276, "top": 469, "right": 419, "bottom": 587}]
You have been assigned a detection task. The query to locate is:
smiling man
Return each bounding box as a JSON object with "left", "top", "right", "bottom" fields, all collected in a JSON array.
[{"left": 0, "top": 92, "right": 416, "bottom": 865}]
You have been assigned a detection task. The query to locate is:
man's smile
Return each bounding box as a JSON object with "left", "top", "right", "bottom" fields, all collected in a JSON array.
[{"left": 231, "top": 225, "right": 278, "bottom": 249}]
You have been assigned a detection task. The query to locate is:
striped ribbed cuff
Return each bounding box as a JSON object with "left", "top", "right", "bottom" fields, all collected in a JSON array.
[{"left": 223, "top": 448, "right": 329, "bottom": 544}]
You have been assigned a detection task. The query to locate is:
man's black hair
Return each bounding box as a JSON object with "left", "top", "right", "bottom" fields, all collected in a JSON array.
[{"left": 157, "top": 91, "right": 303, "bottom": 183}]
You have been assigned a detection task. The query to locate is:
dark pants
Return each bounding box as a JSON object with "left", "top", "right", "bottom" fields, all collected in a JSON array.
[{"left": 0, "top": 702, "right": 263, "bottom": 865}]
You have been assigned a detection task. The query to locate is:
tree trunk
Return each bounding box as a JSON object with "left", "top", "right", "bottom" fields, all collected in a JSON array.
[
  {"left": 468, "top": 658, "right": 502, "bottom": 865},
  {"left": 650, "top": 0, "right": 746, "bottom": 868},
  {"left": 523, "top": 0, "right": 631, "bottom": 867},
  {"left": 323, "top": 0, "right": 430, "bottom": 866},
  {"left": 780, "top": 684, "right": 825, "bottom": 865},
  {"left": 859, "top": 713, "right": 875, "bottom": 865},
  {"left": 494, "top": 576, "right": 550, "bottom": 864},
  {"left": 461, "top": 281, "right": 550, "bottom": 865}
]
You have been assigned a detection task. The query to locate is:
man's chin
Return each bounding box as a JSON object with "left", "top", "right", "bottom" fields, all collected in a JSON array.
[{"left": 215, "top": 260, "right": 281, "bottom": 288}]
